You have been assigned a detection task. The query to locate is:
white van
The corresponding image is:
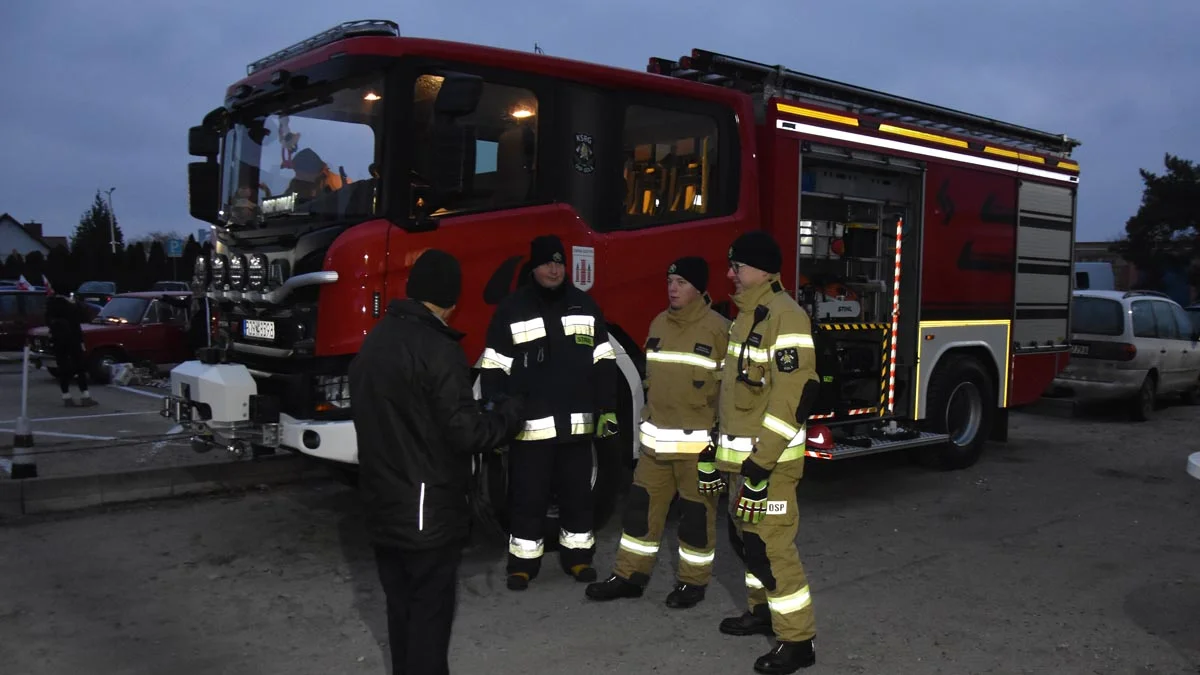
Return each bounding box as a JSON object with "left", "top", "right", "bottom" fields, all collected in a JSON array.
[{"left": 1074, "top": 262, "right": 1115, "bottom": 291}]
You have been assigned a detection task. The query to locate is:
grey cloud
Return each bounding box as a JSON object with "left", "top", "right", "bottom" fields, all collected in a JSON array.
[{"left": 0, "top": 0, "right": 1196, "bottom": 243}]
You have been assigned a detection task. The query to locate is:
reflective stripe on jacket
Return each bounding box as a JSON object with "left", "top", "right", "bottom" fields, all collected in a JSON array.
[
  {"left": 716, "top": 277, "right": 818, "bottom": 474},
  {"left": 478, "top": 282, "right": 618, "bottom": 443},
  {"left": 639, "top": 295, "right": 730, "bottom": 460}
]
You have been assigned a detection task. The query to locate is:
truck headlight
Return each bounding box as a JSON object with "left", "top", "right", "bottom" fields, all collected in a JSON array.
[
  {"left": 247, "top": 254, "right": 267, "bottom": 290},
  {"left": 313, "top": 374, "right": 351, "bottom": 412},
  {"left": 229, "top": 254, "right": 247, "bottom": 290}
]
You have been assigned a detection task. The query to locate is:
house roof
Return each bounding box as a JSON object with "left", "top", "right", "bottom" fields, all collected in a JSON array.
[{"left": 0, "top": 213, "right": 65, "bottom": 253}]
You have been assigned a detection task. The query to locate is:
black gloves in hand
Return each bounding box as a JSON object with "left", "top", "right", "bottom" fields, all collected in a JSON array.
[{"left": 493, "top": 394, "right": 527, "bottom": 438}]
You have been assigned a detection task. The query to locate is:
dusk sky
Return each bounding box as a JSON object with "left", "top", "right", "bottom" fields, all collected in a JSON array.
[{"left": 1, "top": 0, "right": 1196, "bottom": 244}]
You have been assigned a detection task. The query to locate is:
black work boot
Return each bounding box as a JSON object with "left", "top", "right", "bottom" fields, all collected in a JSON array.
[
  {"left": 753, "top": 639, "right": 816, "bottom": 673},
  {"left": 719, "top": 603, "right": 773, "bottom": 636},
  {"left": 506, "top": 573, "right": 530, "bottom": 591},
  {"left": 585, "top": 574, "right": 643, "bottom": 601},
  {"left": 664, "top": 582, "right": 706, "bottom": 609},
  {"left": 567, "top": 564, "right": 598, "bottom": 583}
]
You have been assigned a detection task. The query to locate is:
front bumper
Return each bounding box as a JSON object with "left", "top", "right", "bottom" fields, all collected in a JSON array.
[{"left": 161, "top": 359, "right": 358, "bottom": 463}]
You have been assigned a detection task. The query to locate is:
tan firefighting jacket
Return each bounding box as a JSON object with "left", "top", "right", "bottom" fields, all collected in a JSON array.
[
  {"left": 716, "top": 276, "right": 818, "bottom": 474},
  {"left": 639, "top": 295, "right": 730, "bottom": 460}
]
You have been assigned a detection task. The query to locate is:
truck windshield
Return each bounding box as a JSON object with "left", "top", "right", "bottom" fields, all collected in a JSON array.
[{"left": 219, "top": 74, "right": 384, "bottom": 229}]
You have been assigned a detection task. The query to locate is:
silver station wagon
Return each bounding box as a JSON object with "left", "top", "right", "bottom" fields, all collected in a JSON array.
[{"left": 1052, "top": 290, "right": 1200, "bottom": 420}]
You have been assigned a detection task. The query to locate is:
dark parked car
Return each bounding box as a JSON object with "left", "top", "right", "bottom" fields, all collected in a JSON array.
[
  {"left": 151, "top": 281, "right": 191, "bottom": 292},
  {"left": 0, "top": 290, "right": 101, "bottom": 351},
  {"left": 75, "top": 281, "right": 119, "bottom": 305},
  {"left": 0, "top": 288, "right": 49, "bottom": 351}
]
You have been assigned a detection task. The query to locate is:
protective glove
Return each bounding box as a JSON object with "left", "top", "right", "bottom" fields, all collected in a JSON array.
[
  {"left": 733, "top": 477, "right": 769, "bottom": 524},
  {"left": 596, "top": 412, "right": 619, "bottom": 438},
  {"left": 492, "top": 395, "right": 527, "bottom": 439},
  {"left": 698, "top": 461, "right": 725, "bottom": 495},
  {"left": 697, "top": 443, "right": 725, "bottom": 495}
]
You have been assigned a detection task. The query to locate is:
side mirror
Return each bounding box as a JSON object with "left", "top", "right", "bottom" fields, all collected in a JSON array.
[
  {"left": 188, "top": 162, "right": 221, "bottom": 224},
  {"left": 434, "top": 72, "right": 484, "bottom": 117},
  {"left": 188, "top": 125, "right": 221, "bottom": 158}
]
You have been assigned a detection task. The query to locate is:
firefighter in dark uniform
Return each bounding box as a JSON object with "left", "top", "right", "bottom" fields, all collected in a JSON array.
[
  {"left": 479, "top": 234, "right": 620, "bottom": 591},
  {"left": 585, "top": 256, "right": 729, "bottom": 608},
  {"left": 716, "top": 231, "right": 821, "bottom": 674}
]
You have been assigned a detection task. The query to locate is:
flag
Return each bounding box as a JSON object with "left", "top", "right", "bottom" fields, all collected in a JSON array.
[
  {"left": 42, "top": 274, "right": 54, "bottom": 295},
  {"left": 15, "top": 274, "right": 31, "bottom": 291}
]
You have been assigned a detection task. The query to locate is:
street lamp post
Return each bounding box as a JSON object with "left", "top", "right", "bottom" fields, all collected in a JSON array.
[{"left": 103, "top": 187, "right": 117, "bottom": 254}]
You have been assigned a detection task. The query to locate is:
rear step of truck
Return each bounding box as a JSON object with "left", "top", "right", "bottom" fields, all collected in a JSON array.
[{"left": 807, "top": 431, "right": 949, "bottom": 460}]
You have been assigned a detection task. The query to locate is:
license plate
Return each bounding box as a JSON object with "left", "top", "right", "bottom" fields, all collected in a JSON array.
[
  {"left": 243, "top": 319, "right": 276, "bottom": 340},
  {"left": 1071, "top": 344, "right": 1089, "bottom": 356}
]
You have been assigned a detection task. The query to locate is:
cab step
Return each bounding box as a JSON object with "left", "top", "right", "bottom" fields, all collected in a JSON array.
[{"left": 807, "top": 430, "right": 949, "bottom": 460}]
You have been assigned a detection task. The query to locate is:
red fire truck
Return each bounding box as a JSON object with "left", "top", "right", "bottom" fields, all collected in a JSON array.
[{"left": 164, "top": 20, "right": 1080, "bottom": 529}]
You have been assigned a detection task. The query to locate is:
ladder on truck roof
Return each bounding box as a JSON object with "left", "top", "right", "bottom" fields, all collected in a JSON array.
[{"left": 647, "top": 48, "right": 1080, "bottom": 158}]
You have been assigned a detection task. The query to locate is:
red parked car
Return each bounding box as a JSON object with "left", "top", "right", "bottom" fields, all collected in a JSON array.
[{"left": 28, "top": 292, "right": 196, "bottom": 383}]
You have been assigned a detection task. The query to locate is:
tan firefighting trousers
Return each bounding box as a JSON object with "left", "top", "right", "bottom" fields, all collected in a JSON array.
[
  {"left": 726, "top": 460, "right": 817, "bottom": 642},
  {"left": 612, "top": 452, "right": 719, "bottom": 586}
]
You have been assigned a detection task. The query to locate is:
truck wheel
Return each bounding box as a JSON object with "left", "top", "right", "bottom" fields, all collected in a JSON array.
[
  {"left": 472, "top": 391, "right": 634, "bottom": 547},
  {"left": 473, "top": 438, "right": 618, "bottom": 550},
  {"left": 922, "top": 354, "right": 995, "bottom": 470},
  {"left": 327, "top": 464, "right": 359, "bottom": 488}
]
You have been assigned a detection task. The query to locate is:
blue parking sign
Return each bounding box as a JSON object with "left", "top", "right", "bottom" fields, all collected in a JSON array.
[{"left": 167, "top": 238, "right": 184, "bottom": 258}]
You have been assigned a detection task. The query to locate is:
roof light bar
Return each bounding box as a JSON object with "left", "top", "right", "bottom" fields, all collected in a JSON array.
[{"left": 246, "top": 19, "right": 400, "bottom": 76}]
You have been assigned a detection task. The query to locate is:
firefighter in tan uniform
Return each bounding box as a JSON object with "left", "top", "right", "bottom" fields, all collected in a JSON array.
[
  {"left": 716, "top": 231, "right": 820, "bottom": 674},
  {"left": 585, "top": 257, "right": 730, "bottom": 608}
]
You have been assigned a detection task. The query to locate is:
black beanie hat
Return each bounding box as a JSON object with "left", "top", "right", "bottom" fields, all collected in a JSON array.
[
  {"left": 728, "top": 230, "right": 782, "bottom": 274},
  {"left": 667, "top": 256, "right": 708, "bottom": 293},
  {"left": 406, "top": 249, "right": 462, "bottom": 309},
  {"left": 529, "top": 235, "right": 566, "bottom": 268}
]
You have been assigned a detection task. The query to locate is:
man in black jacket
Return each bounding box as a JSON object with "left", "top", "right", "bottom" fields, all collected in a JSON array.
[
  {"left": 45, "top": 293, "right": 96, "bottom": 407},
  {"left": 478, "top": 234, "right": 620, "bottom": 591},
  {"left": 349, "top": 248, "right": 524, "bottom": 675}
]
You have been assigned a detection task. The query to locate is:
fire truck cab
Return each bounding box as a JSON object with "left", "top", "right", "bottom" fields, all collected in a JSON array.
[{"left": 166, "top": 20, "right": 1080, "bottom": 530}]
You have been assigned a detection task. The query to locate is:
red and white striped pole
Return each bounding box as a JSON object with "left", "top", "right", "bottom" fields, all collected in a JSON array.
[{"left": 887, "top": 217, "right": 904, "bottom": 415}]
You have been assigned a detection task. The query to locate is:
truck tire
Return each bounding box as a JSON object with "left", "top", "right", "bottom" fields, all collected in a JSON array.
[
  {"left": 921, "top": 354, "right": 995, "bottom": 470},
  {"left": 472, "top": 436, "right": 624, "bottom": 547}
]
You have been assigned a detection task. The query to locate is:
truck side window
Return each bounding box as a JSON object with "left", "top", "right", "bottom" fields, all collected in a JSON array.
[
  {"left": 619, "top": 104, "right": 720, "bottom": 229},
  {"left": 1130, "top": 300, "right": 1156, "bottom": 338},
  {"left": 411, "top": 75, "right": 539, "bottom": 215}
]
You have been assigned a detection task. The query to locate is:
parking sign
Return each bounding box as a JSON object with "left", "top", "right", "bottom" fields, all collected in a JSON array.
[{"left": 167, "top": 238, "right": 184, "bottom": 258}]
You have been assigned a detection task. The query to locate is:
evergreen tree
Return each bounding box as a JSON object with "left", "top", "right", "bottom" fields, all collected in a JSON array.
[
  {"left": 1111, "top": 153, "right": 1200, "bottom": 290},
  {"left": 71, "top": 191, "right": 126, "bottom": 282}
]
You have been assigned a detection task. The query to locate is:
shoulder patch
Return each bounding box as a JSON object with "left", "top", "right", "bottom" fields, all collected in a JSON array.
[
  {"left": 693, "top": 343, "right": 713, "bottom": 357},
  {"left": 775, "top": 347, "right": 799, "bottom": 373},
  {"left": 645, "top": 336, "right": 661, "bottom": 351}
]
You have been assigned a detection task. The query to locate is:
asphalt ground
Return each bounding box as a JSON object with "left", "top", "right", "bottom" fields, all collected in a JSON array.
[
  {"left": 0, "top": 354, "right": 199, "bottom": 478},
  {"left": 1, "top": 402, "right": 1197, "bottom": 674}
]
